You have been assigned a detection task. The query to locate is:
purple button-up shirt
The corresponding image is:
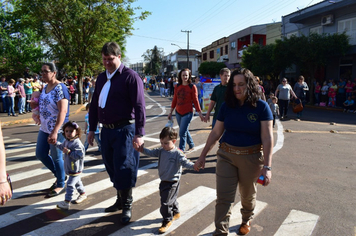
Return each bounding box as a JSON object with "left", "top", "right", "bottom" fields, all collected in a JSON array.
[{"left": 89, "top": 63, "right": 146, "bottom": 136}]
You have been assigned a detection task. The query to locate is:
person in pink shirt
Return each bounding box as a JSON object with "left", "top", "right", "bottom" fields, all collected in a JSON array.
[
  {"left": 7, "top": 79, "right": 18, "bottom": 116},
  {"left": 17, "top": 78, "right": 26, "bottom": 115},
  {"left": 345, "top": 79, "right": 353, "bottom": 99}
]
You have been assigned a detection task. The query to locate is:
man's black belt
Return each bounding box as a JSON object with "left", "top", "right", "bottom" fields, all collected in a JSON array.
[{"left": 102, "top": 120, "right": 132, "bottom": 129}]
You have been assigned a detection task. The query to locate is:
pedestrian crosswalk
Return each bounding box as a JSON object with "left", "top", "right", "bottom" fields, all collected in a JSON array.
[{"left": 1, "top": 131, "right": 319, "bottom": 236}]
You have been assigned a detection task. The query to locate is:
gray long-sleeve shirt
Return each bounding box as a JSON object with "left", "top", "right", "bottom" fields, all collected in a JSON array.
[
  {"left": 143, "top": 147, "right": 194, "bottom": 182},
  {"left": 56, "top": 138, "right": 85, "bottom": 175}
]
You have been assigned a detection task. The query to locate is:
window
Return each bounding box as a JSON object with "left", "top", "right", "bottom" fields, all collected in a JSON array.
[
  {"left": 258, "top": 38, "right": 264, "bottom": 45},
  {"left": 231, "top": 41, "right": 236, "bottom": 49},
  {"left": 203, "top": 53, "right": 207, "bottom": 61},
  {"left": 225, "top": 45, "right": 228, "bottom": 54},
  {"left": 209, "top": 50, "right": 214, "bottom": 59},
  {"left": 220, "top": 47, "right": 223, "bottom": 55},
  {"left": 310, "top": 26, "right": 322, "bottom": 35},
  {"left": 338, "top": 17, "right": 356, "bottom": 45}
]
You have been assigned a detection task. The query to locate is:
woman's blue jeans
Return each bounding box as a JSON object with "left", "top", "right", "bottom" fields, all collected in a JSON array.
[
  {"left": 7, "top": 96, "right": 15, "bottom": 115},
  {"left": 176, "top": 112, "right": 194, "bottom": 151},
  {"left": 36, "top": 130, "right": 65, "bottom": 188}
]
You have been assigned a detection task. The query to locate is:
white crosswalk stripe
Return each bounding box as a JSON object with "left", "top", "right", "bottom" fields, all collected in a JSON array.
[
  {"left": 24, "top": 178, "right": 162, "bottom": 236},
  {"left": 110, "top": 186, "right": 216, "bottom": 236},
  {"left": 198, "top": 200, "right": 268, "bottom": 236},
  {"left": 2, "top": 127, "right": 320, "bottom": 236},
  {"left": 274, "top": 210, "right": 319, "bottom": 236}
]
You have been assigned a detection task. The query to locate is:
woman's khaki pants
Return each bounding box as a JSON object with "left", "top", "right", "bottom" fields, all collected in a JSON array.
[{"left": 213, "top": 147, "right": 264, "bottom": 235}]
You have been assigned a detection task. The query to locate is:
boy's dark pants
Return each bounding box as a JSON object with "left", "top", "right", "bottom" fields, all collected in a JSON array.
[{"left": 160, "top": 181, "right": 180, "bottom": 222}]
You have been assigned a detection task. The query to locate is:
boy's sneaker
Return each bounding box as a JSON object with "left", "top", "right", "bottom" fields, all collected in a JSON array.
[
  {"left": 73, "top": 194, "right": 87, "bottom": 204},
  {"left": 57, "top": 201, "right": 70, "bottom": 210},
  {"left": 172, "top": 212, "right": 180, "bottom": 221},
  {"left": 158, "top": 221, "right": 172, "bottom": 234}
]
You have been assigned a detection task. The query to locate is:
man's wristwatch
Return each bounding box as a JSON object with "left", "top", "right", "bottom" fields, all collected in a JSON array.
[
  {"left": 136, "top": 135, "right": 143, "bottom": 138},
  {"left": 263, "top": 165, "right": 272, "bottom": 171}
]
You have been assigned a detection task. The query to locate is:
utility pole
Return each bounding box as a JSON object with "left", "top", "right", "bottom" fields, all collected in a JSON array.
[{"left": 181, "top": 30, "right": 192, "bottom": 70}]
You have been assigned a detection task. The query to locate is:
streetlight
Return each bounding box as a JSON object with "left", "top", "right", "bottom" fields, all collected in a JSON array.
[{"left": 171, "top": 43, "right": 182, "bottom": 49}]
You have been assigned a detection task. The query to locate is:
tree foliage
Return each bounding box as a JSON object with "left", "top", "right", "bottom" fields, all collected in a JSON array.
[
  {"left": 142, "top": 45, "right": 164, "bottom": 75},
  {"left": 10, "top": 0, "right": 150, "bottom": 103},
  {"left": 0, "top": 3, "right": 44, "bottom": 78},
  {"left": 242, "top": 32, "right": 351, "bottom": 83},
  {"left": 284, "top": 33, "right": 350, "bottom": 78},
  {"left": 198, "top": 61, "right": 226, "bottom": 78}
]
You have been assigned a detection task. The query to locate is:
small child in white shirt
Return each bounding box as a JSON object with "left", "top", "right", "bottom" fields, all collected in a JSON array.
[{"left": 269, "top": 96, "right": 279, "bottom": 128}]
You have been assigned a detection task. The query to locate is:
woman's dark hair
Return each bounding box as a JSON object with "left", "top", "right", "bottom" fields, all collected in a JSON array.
[
  {"left": 225, "top": 68, "right": 260, "bottom": 108},
  {"left": 177, "top": 68, "right": 192, "bottom": 85},
  {"left": 42, "top": 62, "right": 58, "bottom": 79},
  {"left": 62, "top": 121, "right": 82, "bottom": 139},
  {"left": 42, "top": 62, "right": 57, "bottom": 72},
  {"left": 101, "top": 42, "right": 121, "bottom": 56}
]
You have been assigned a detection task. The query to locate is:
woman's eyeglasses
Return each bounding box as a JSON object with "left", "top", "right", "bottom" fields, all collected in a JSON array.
[{"left": 40, "top": 70, "right": 51, "bottom": 74}]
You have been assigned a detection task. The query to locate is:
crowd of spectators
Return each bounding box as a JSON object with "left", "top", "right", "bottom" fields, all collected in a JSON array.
[{"left": 0, "top": 69, "right": 97, "bottom": 115}]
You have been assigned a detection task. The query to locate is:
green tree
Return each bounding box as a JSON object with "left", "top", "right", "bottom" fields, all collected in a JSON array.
[
  {"left": 12, "top": 0, "right": 150, "bottom": 103},
  {"left": 0, "top": 3, "right": 44, "bottom": 78},
  {"left": 142, "top": 45, "right": 163, "bottom": 75},
  {"left": 242, "top": 33, "right": 350, "bottom": 97},
  {"left": 198, "top": 61, "right": 226, "bottom": 78},
  {"left": 283, "top": 33, "right": 350, "bottom": 102}
]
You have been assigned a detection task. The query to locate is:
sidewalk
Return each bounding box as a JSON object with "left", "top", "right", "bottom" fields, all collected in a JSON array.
[
  {"left": 0, "top": 91, "right": 345, "bottom": 127},
  {"left": 0, "top": 104, "right": 86, "bottom": 127}
]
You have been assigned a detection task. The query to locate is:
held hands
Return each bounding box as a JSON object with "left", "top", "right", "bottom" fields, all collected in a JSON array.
[
  {"left": 167, "top": 113, "right": 172, "bottom": 120},
  {"left": 47, "top": 131, "right": 57, "bottom": 145},
  {"left": 193, "top": 156, "right": 206, "bottom": 171},
  {"left": 198, "top": 113, "right": 204, "bottom": 122},
  {"left": 133, "top": 141, "right": 143, "bottom": 153},
  {"left": 133, "top": 135, "right": 144, "bottom": 152},
  {"left": 203, "top": 114, "right": 210, "bottom": 123}
]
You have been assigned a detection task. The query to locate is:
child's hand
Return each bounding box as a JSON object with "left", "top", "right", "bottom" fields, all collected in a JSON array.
[
  {"left": 133, "top": 142, "right": 143, "bottom": 152},
  {"left": 63, "top": 147, "right": 70, "bottom": 154},
  {"left": 194, "top": 156, "right": 206, "bottom": 171},
  {"left": 193, "top": 162, "right": 200, "bottom": 171}
]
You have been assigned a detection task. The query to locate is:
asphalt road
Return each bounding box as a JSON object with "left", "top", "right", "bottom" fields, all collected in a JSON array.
[{"left": 0, "top": 90, "right": 355, "bottom": 236}]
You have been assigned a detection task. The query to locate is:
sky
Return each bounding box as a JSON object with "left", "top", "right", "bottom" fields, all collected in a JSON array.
[{"left": 125, "top": 0, "right": 325, "bottom": 64}]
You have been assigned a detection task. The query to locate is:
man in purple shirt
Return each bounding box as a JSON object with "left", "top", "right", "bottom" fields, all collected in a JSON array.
[{"left": 88, "top": 42, "right": 145, "bottom": 225}]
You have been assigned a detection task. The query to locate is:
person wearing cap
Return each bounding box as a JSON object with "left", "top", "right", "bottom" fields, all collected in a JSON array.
[{"left": 17, "top": 78, "right": 26, "bottom": 115}]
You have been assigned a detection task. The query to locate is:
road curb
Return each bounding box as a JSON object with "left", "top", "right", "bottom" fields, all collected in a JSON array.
[{"left": 1, "top": 104, "right": 86, "bottom": 127}]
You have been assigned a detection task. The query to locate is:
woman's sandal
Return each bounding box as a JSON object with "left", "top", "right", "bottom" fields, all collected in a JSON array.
[
  {"left": 47, "top": 187, "right": 65, "bottom": 197},
  {"left": 49, "top": 182, "right": 57, "bottom": 191}
]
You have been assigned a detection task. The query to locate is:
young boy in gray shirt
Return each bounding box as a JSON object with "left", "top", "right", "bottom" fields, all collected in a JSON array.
[{"left": 135, "top": 127, "right": 194, "bottom": 234}]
